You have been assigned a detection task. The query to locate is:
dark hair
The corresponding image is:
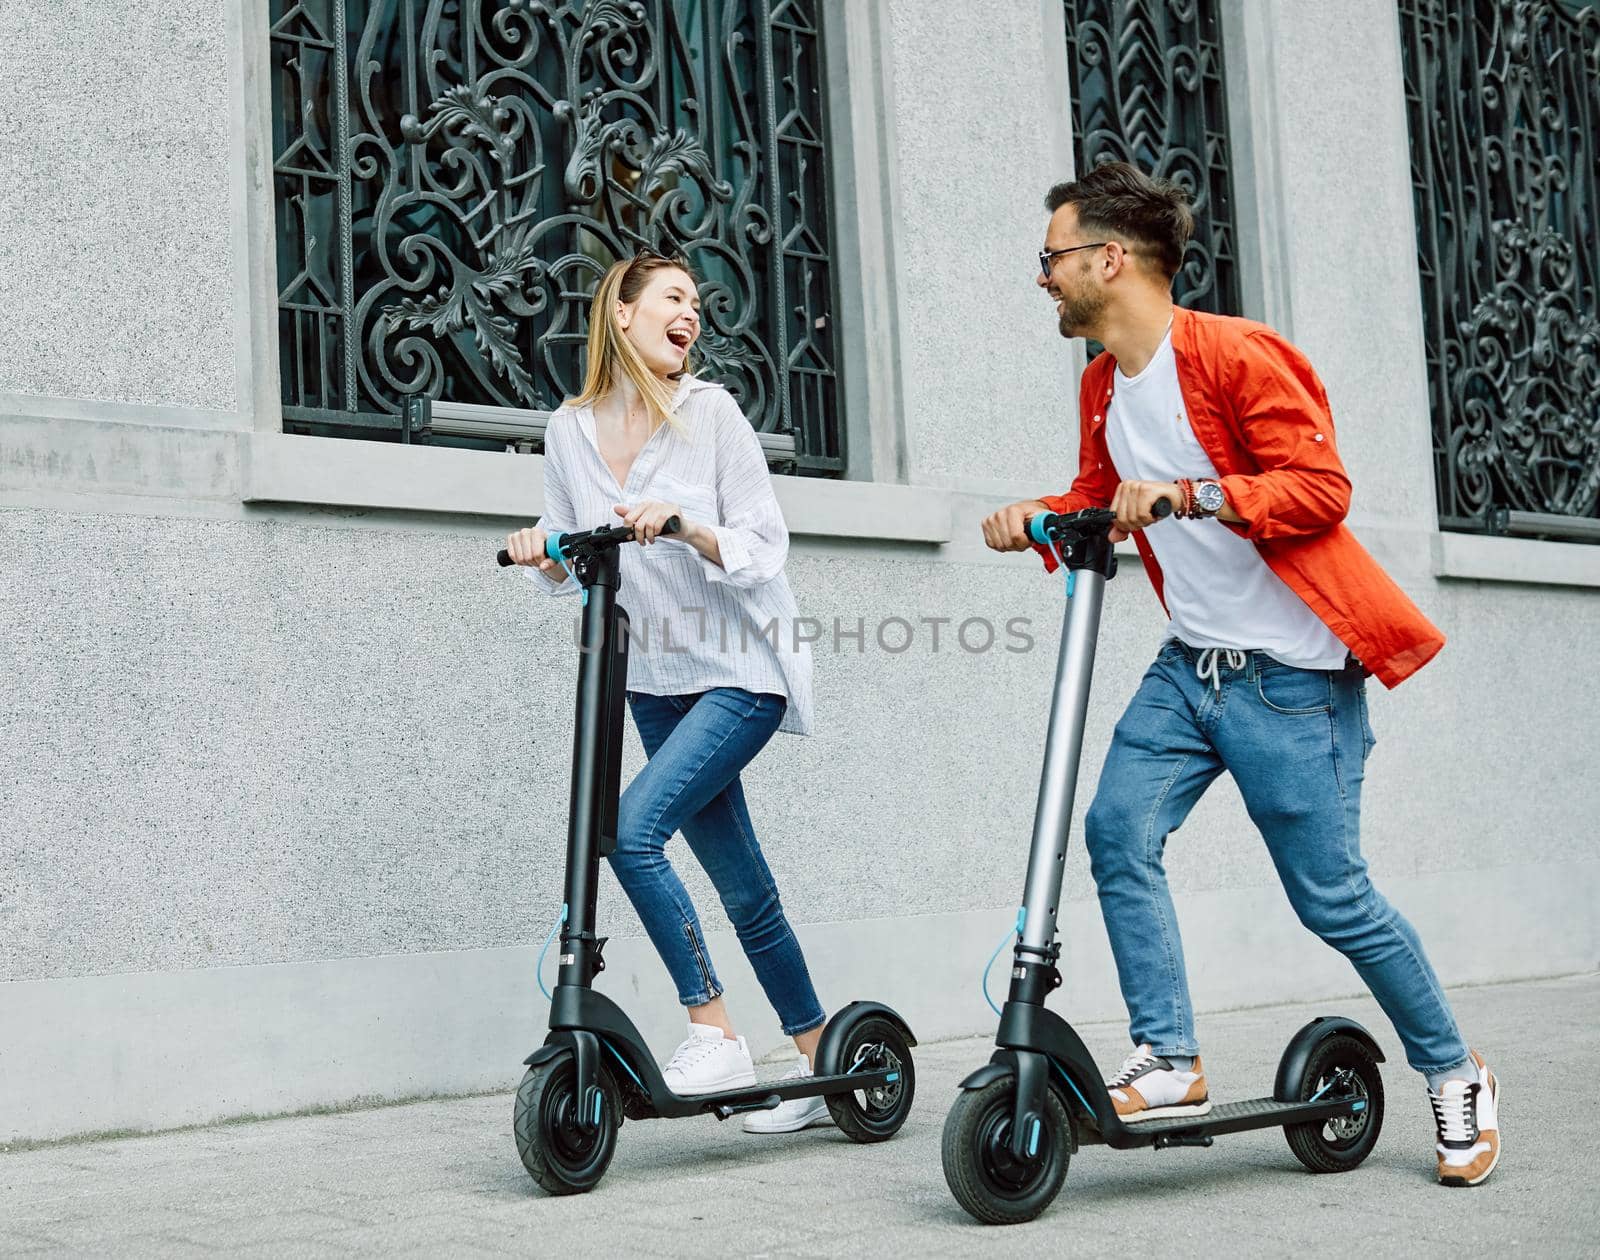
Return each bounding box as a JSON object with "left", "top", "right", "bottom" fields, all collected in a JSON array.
[{"left": 1044, "top": 162, "right": 1194, "bottom": 280}]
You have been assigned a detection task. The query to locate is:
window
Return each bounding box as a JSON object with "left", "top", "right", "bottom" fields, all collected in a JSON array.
[
  {"left": 1399, "top": 0, "right": 1600, "bottom": 539},
  {"left": 269, "top": 0, "right": 843, "bottom": 473},
  {"left": 1062, "top": 0, "right": 1241, "bottom": 317}
]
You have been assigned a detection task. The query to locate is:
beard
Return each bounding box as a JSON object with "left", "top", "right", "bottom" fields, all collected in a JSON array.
[{"left": 1055, "top": 283, "right": 1105, "bottom": 339}]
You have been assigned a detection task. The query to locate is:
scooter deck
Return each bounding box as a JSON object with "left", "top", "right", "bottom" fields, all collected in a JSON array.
[
  {"left": 654, "top": 1067, "right": 899, "bottom": 1121},
  {"left": 1097, "top": 1095, "right": 1361, "bottom": 1148}
]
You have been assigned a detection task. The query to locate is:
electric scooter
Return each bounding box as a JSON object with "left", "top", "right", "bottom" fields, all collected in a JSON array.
[
  {"left": 496, "top": 519, "right": 917, "bottom": 1195},
  {"left": 941, "top": 504, "right": 1386, "bottom": 1225}
]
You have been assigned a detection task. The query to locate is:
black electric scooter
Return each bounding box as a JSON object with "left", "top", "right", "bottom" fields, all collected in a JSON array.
[
  {"left": 496, "top": 519, "right": 917, "bottom": 1195},
  {"left": 941, "top": 505, "right": 1386, "bottom": 1225}
]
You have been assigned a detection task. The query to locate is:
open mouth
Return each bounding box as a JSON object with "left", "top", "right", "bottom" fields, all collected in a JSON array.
[{"left": 666, "top": 327, "right": 694, "bottom": 351}]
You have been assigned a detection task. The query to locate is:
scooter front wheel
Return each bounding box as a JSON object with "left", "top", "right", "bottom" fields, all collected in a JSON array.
[
  {"left": 942, "top": 1077, "right": 1071, "bottom": 1225},
  {"left": 513, "top": 1058, "right": 620, "bottom": 1194}
]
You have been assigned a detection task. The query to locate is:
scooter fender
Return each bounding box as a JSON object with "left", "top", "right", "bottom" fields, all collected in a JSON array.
[
  {"left": 1273, "top": 1016, "right": 1385, "bottom": 1103},
  {"left": 956, "top": 1055, "right": 1017, "bottom": 1091},
  {"left": 814, "top": 1000, "right": 917, "bottom": 1077},
  {"left": 522, "top": 1039, "right": 571, "bottom": 1070}
]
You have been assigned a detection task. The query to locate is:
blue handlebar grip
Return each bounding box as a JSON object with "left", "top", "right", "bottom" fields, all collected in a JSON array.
[
  {"left": 544, "top": 531, "right": 566, "bottom": 563},
  {"left": 1027, "top": 514, "right": 1053, "bottom": 546}
]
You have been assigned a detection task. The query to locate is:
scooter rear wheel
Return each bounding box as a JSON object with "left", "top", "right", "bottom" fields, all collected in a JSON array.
[
  {"left": 513, "top": 1059, "right": 620, "bottom": 1194},
  {"left": 942, "top": 1077, "right": 1071, "bottom": 1225},
  {"left": 1283, "top": 1033, "right": 1385, "bottom": 1173},
  {"left": 823, "top": 1015, "right": 916, "bottom": 1142}
]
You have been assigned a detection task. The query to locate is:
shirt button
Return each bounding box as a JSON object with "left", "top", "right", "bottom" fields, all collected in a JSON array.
[{"left": 1313, "top": 433, "right": 1325, "bottom": 442}]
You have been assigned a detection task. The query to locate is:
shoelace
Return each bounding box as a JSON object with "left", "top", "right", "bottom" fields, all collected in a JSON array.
[
  {"left": 1429, "top": 1083, "right": 1478, "bottom": 1144},
  {"left": 1196, "top": 647, "right": 1247, "bottom": 695},
  {"left": 666, "top": 1038, "right": 723, "bottom": 1073},
  {"left": 1108, "top": 1050, "right": 1161, "bottom": 1087}
]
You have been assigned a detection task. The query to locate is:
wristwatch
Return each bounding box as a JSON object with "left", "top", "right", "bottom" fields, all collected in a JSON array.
[{"left": 1191, "top": 478, "right": 1226, "bottom": 518}]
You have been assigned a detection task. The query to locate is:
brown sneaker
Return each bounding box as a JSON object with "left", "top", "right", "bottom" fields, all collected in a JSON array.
[
  {"left": 1106, "top": 1045, "right": 1211, "bottom": 1122},
  {"left": 1432, "top": 1049, "right": 1500, "bottom": 1186}
]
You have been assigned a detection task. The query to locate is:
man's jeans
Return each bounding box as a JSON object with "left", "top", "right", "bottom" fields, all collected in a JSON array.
[
  {"left": 1084, "top": 642, "right": 1469, "bottom": 1076},
  {"left": 610, "top": 688, "right": 825, "bottom": 1037}
]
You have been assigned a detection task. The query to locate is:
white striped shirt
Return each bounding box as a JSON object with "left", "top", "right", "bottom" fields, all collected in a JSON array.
[{"left": 523, "top": 375, "right": 814, "bottom": 737}]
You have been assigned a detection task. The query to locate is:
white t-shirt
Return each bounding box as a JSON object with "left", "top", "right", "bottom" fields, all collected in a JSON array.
[{"left": 1104, "top": 331, "right": 1349, "bottom": 669}]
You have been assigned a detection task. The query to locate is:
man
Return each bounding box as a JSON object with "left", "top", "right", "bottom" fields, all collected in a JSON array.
[{"left": 982, "top": 162, "right": 1499, "bottom": 1187}]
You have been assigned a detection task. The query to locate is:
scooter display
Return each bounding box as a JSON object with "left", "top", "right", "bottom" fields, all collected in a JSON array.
[
  {"left": 941, "top": 504, "right": 1386, "bottom": 1225},
  {"left": 496, "top": 519, "right": 917, "bottom": 1195}
]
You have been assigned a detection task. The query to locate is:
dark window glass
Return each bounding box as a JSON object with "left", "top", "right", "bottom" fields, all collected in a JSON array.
[{"left": 269, "top": 0, "right": 843, "bottom": 473}]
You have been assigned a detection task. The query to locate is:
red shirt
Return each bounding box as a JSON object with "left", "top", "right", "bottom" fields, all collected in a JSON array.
[{"left": 1035, "top": 306, "right": 1444, "bottom": 688}]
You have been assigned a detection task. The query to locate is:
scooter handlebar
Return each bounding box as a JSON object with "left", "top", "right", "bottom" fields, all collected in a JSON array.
[
  {"left": 497, "top": 515, "right": 681, "bottom": 567},
  {"left": 1026, "top": 497, "right": 1172, "bottom": 546}
]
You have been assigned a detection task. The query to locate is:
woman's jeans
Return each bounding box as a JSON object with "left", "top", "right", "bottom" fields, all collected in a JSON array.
[
  {"left": 609, "top": 688, "right": 825, "bottom": 1037},
  {"left": 1084, "top": 643, "right": 1470, "bottom": 1076}
]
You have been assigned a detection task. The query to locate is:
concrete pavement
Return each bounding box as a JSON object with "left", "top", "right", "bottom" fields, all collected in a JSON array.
[{"left": 2, "top": 972, "right": 1595, "bottom": 1257}]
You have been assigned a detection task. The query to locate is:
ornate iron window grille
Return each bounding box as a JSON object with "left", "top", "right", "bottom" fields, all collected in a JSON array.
[
  {"left": 1399, "top": 0, "right": 1600, "bottom": 537},
  {"left": 268, "top": 0, "right": 844, "bottom": 474},
  {"left": 1062, "top": 0, "right": 1240, "bottom": 317}
]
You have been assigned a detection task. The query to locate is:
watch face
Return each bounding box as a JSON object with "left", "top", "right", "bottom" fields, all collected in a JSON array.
[{"left": 1196, "top": 481, "right": 1225, "bottom": 512}]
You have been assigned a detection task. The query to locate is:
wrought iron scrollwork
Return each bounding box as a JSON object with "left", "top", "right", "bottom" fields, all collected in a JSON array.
[
  {"left": 1062, "top": 0, "right": 1240, "bottom": 315},
  {"left": 269, "top": 0, "right": 843, "bottom": 472},
  {"left": 1400, "top": 0, "right": 1600, "bottom": 532}
]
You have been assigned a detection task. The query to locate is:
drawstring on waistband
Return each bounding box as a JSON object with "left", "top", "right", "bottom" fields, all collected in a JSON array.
[{"left": 1196, "top": 647, "right": 1247, "bottom": 694}]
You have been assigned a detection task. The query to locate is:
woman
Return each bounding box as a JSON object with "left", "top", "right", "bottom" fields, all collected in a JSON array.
[{"left": 504, "top": 251, "right": 824, "bottom": 1134}]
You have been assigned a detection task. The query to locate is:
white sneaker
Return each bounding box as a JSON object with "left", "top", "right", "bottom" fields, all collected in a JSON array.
[
  {"left": 1106, "top": 1044, "right": 1212, "bottom": 1122},
  {"left": 1433, "top": 1048, "right": 1501, "bottom": 1187},
  {"left": 743, "top": 1057, "right": 832, "bottom": 1134},
  {"left": 661, "top": 1023, "right": 757, "bottom": 1097}
]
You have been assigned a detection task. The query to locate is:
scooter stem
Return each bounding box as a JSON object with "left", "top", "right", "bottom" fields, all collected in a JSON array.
[
  {"left": 559, "top": 546, "right": 628, "bottom": 991},
  {"left": 1019, "top": 568, "right": 1106, "bottom": 955},
  {"left": 1005, "top": 512, "right": 1118, "bottom": 1162}
]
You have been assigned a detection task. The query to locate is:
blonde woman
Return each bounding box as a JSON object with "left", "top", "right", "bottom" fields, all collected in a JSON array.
[{"left": 504, "top": 251, "right": 826, "bottom": 1133}]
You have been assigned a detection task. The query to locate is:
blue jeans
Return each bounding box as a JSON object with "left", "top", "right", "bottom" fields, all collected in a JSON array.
[
  {"left": 1084, "top": 642, "right": 1469, "bottom": 1076},
  {"left": 610, "top": 688, "right": 825, "bottom": 1037}
]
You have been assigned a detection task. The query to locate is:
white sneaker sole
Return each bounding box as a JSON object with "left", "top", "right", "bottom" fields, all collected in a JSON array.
[
  {"left": 1121, "top": 1098, "right": 1214, "bottom": 1123},
  {"left": 743, "top": 1103, "right": 832, "bottom": 1135},
  {"left": 665, "top": 1068, "right": 757, "bottom": 1097}
]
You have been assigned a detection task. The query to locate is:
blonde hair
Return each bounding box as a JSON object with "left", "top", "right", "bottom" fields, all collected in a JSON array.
[{"left": 565, "top": 251, "right": 699, "bottom": 430}]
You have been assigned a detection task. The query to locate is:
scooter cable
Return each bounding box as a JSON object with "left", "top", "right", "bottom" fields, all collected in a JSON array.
[
  {"left": 1051, "top": 536, "right": 1077, "bottom": 599},
  {"left": 536, "top": 903, "right": 569, "bottom": 1001},
  {"left": 981, "top": 921, "right": 1016, "bottom": 1017}
]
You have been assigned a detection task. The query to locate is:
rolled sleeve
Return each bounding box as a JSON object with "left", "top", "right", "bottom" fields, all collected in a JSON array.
[
  {"left": 699, "top": 399, "right": 789, "bottom": 588},
  {"left": 1218, "top": 330, "right": 1352, "bottom": 541}
]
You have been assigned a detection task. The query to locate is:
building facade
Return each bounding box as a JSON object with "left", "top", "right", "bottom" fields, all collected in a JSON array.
[{"left": 2, "top": 0, "right": 1596, "bottom": 1142}]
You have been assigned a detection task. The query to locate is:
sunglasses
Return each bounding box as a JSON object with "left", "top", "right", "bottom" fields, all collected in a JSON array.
[{"left": 628, "top": 243, "right": 692, "bottom": 272}]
